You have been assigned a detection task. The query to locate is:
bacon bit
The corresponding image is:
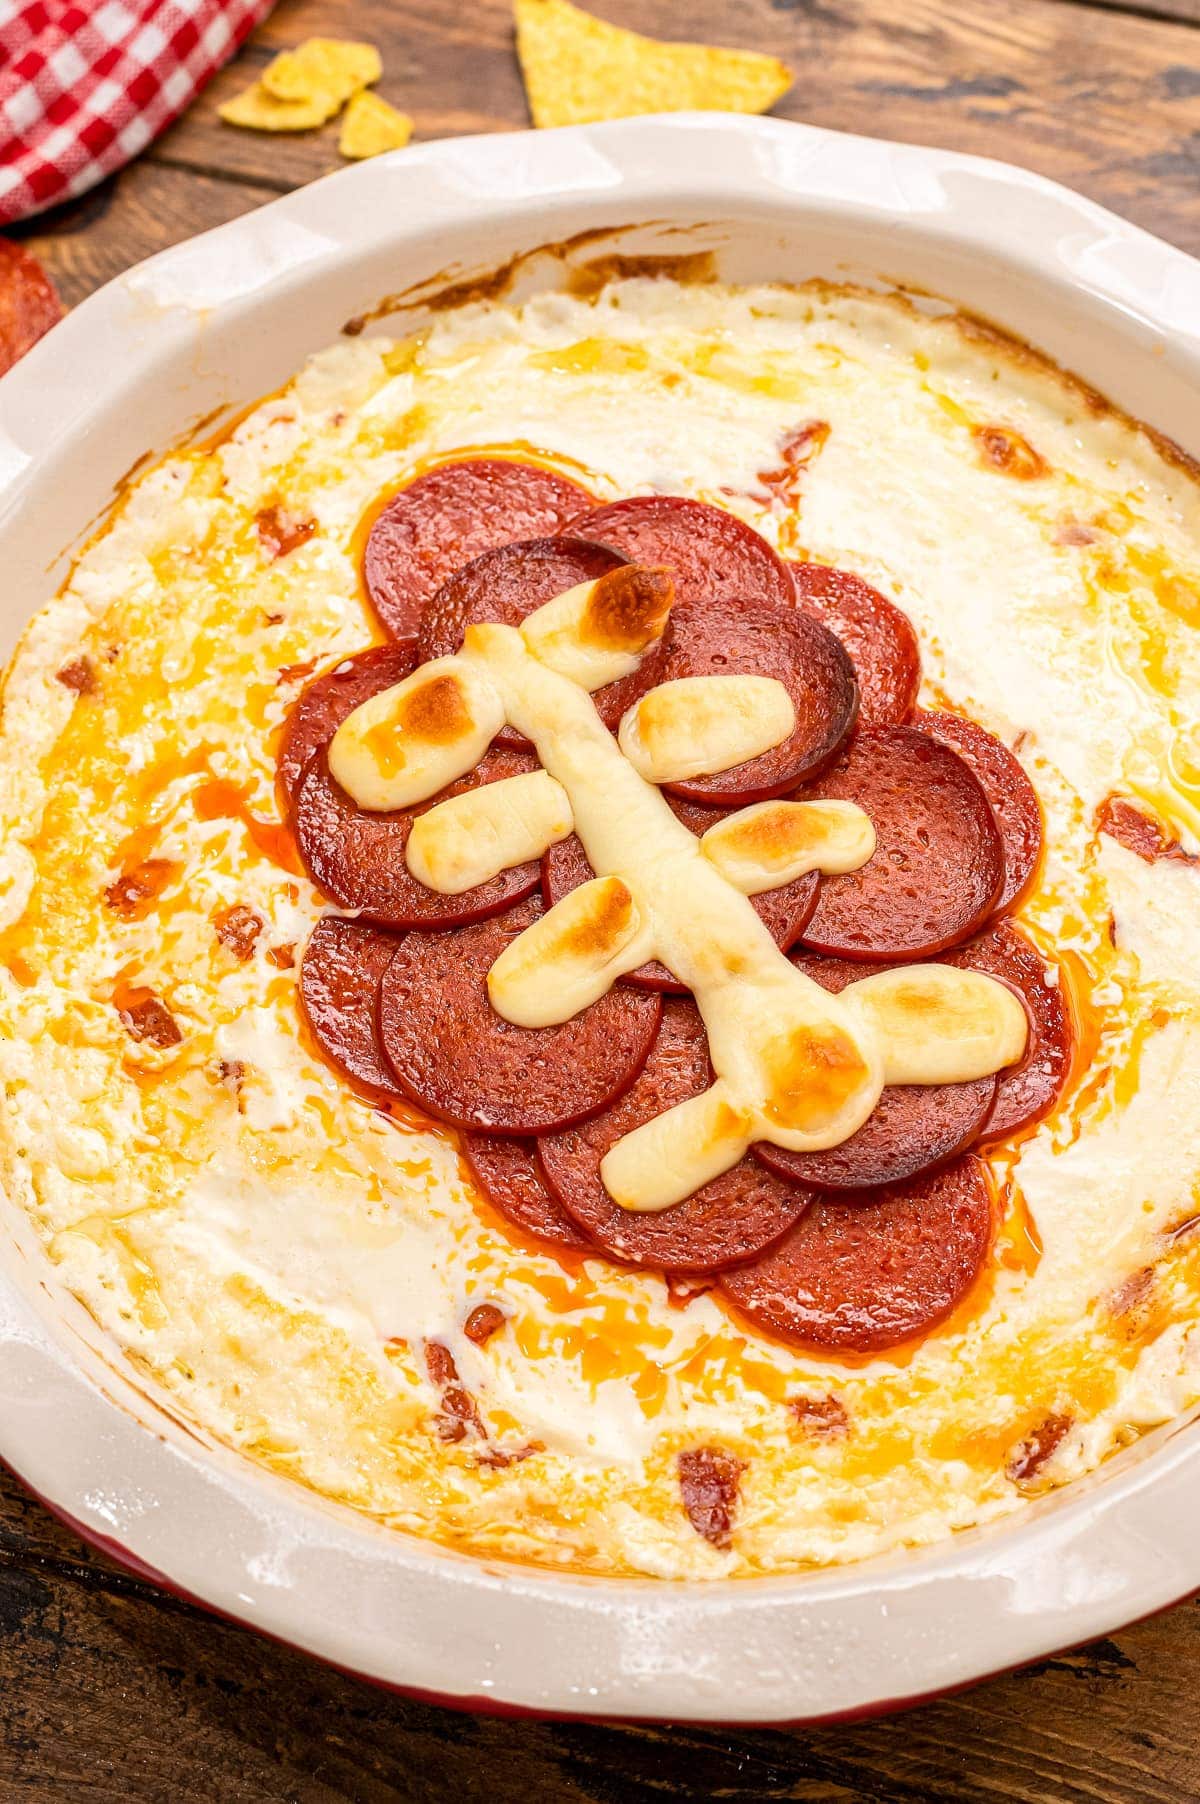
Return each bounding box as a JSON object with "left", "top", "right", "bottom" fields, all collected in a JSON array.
[
  {"left": 788, "top": 1395, "right": 849, "bottom": 1438},
  {"left": 104, "top": 858, "right": 176, "bottom": 917},
  {"left": 1109, "top": 1266, "right": 1154, "bottom": 1318},
  {"left": 104, "top": 645, "right": 121, "bottom": 663},
  {"left": 1006, "top": 1412, "right": 1072, "bottom": 1485},
  {"left": 213, "top": 903, "right": 263, "bottom": 962},
  {"left": 1055, "top": 520, "right": 1101, "bottom": 547},
  {"left": 463, "top": 1303, "right": 506, "bottom": 1346},
  {"left": 1096, "top": 795, "right": 1198, "bottom": 867},
  {"left": 423, "top": 1339, "right": 485, "bottom": 1443},
  {"left": 117, "top": 990, "right": 183, "bottom": 1049},
  {"left": 665, "top": 1274, "right": 713, "bottom": 1309},
  {"left": 757, "top": 420, "right": 831, "bottom": 498},
  {"left": 56, "top": 656, "right": 96, "bottom": 694},
  {"left": 216, "top": 1058, "right": 245, "bottom": 1091},
  {"left": 677, "top": 1445, "right": 745, "bottom": 1550},
  {"left": 1107, "top": 912, "right": 1119, "bottom": 948},
  {"left": 267, "top": 941, "right": 296, "bottom": 969},
  {"left": 256, "top": 505, "right": 317, "bottom": 561},
  {"left": 262, "top": 611, "right": 285, "bottom": 627},
  {"left": 973, "top": 424, "right": 1049, "bottom": 480},
  {"left": 276, "top": 658, "right": 319, "bottom": 687}
]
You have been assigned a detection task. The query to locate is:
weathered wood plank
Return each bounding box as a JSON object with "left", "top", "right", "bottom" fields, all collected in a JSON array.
[{"left": 145, "top": 0, "right": 1200, "bottom": 256}]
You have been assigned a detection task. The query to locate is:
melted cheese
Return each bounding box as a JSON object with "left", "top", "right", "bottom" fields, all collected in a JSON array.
[
  {"left": 700, "top": 798, "right": 875, "bottom": 890},
  {"left": 406, "top": 769, "right": 572, "bottom": 894},
  {"left": 618, "top": 673, "right": 795, "bottom": 783},
  {"left": 329, "top": 658, "right": 503, "bottom": 809},
  {"left": 1, "top": 274, "right": 1199, "bottom": 1582}
]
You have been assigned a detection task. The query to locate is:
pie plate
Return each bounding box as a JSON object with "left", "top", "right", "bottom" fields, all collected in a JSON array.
[{"left": 0, "top": 114, "right": 1198, "bottom": 1721}]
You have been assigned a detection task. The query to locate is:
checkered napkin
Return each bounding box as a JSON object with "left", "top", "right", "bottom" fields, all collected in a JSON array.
[{"left": 0, "top": 0, "right": 275, "bottom": 226}]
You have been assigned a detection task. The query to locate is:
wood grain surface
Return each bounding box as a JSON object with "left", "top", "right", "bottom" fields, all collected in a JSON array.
[{"left": 5, "top": 0, "right": 1200, "bottom": 1796}]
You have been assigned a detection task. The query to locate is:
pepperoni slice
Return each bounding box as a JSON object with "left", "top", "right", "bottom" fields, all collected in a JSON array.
[
  {"left": 789, "top": 563, "right": 921, "bottom": 727},
  {"left": 914, "top": 711, "right": 1043, "bottom": 911},
  {"left": 797, "top": 726, "right": 1004, "bottom": 960},
  {"left": 462, "top": 1135, "right": 590, "bottom": 1252},
  {"left": 541, "top": 799, "right": 818, "bottom": 992},
  {"left": 570, "top": 495, "right": 794, "bottom": 610},
  {"left": 720, "top": 1157, "right": 994, "bottom": 1353},
  {"left": 364, "top": 460, "right": 594, "bottom": 642},
  {"left": 278, "top": 644, "right": 416, "bottom": 808},
  {"left": 638, "top": 599, "right": 858, "bottom": 806},
  {"left": 300, "top": 916, "right": 402, "bottom": 1097},
  {"left": 294, "top": 744, "right": 541, "bottom": 930},
  {"left": 419, "top": 534, "right": 639, "bottom": 746},
  {"left": 754, "top": 955, "right": 996, "bottom": 1190},
  {"left": 538, "top": 999, "right": 809, "bottom": 1270},
  {"left": 419, "top": 535, "right": 624, "bottom": 662},
  {"left": 378, "top": 897, "right": 661, "bottom": 1134},
  {"left": 0, "top": 241, "right": 62, "bottom": 376},
  {"left": 947, "top": 921, "right": 1072, "bottom": 1140}
]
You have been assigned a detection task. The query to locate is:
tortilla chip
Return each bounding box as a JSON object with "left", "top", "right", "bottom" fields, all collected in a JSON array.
[
  {"left": 262, "top": 38, "right": 382, "bottom": 106},
  {"left": 339, "top": 92, "right": 414, "bottom": 160},
  {"left": 218, "top": 81, "right": 339, "bottom": 133},
  {"left": 514, "top": 0, "right": 793, "bottom": 128}
]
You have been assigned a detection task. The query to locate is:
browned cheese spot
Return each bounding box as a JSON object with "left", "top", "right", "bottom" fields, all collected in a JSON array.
[
  {"left": 1006, "top": 1411, "right": 1072, "bottom": 1485},
  {"left": 677, "top": 1445, "right": 745, "bottom": 1549},
  {"left": 582, "top": 564, "right": 674, "bottom": 653},
  {"left": 972, "top": 424, "right": 1049, "bottom": 481},
  {"left": 399, "top": 672, "right": 475, "bottom": 744},
  {"left": 1096, "top": 794, "right": 1198, "bottom": 867},
  {"left": 213, "top": 903, "right": 263, "bottom": 962},
  {"left": 55, "top": 656, "right": 96, "bottom": 695},
  {"left": 552, "top": 878, "right": 634, "bottom": 961},
  {"left": 761, "top": 1022, "right": 871, "bottom": 1134}
]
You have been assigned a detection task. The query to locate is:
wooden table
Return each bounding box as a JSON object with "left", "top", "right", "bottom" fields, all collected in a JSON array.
[{"left": 5, "top": 0, "right": 1200, "bottom": 1795}]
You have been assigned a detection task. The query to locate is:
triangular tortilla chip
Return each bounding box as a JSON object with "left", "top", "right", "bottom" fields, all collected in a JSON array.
[
  {"left": 262, "top": 39, "right": 382, "bottom": 107},
  {"left": 339, "top": 92, "right": 414, "bottom": 160},
  {"left": 514, "top": 0, "right": 793, "bottom": 128}
]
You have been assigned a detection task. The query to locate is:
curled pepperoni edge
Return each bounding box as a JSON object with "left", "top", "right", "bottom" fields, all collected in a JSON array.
[
  {"left": 299, "top": 916, "right": 403, "bottom": 1099},
  {"left": 278, "top": 643, "right": 416, "bottom": 810},
  {"left": 789, "top": 562, "right": 921, "bottom": 728},
  {"left": 753, "top": 954, "right": 997, "bottom": 1191},
  {"left": 537, "top": 998, "right": 811, "bottom": 1271},
  {"left": 293, "top": 743, "right": 543, "bottom": 932},
  {"left": 363, "top": 459, "right": 596, "bottom": 644},
  {"left": 377, "top": 896, "right": 663, "bottom": 1136},
  {"left": 914, "top": 709, "right": 1043, "bottom": 912},
  {"left": 947, "top": 919, "right": 1073, "bottom": 1141},
  {"left": 638, "top": 597, "right": 860, "bottom": 807},
  {"left": 796, "top": 725, "right": 1005, "bottom": 962},
  {"left": 568, "top": 494, "right": 795, "bottom": 611},
  {"left": 719, "top": 1156, "right": 996, "bottom": 1354}
]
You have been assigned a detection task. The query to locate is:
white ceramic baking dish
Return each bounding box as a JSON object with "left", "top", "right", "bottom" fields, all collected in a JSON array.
[{"left": 1, "top": 114, "right": 1198, "bottom": 1722}]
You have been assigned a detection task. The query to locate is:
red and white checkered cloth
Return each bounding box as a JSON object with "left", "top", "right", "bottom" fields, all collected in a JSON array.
[{"left": 0, "top": 0, "right": 275, "bottom": 226}]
